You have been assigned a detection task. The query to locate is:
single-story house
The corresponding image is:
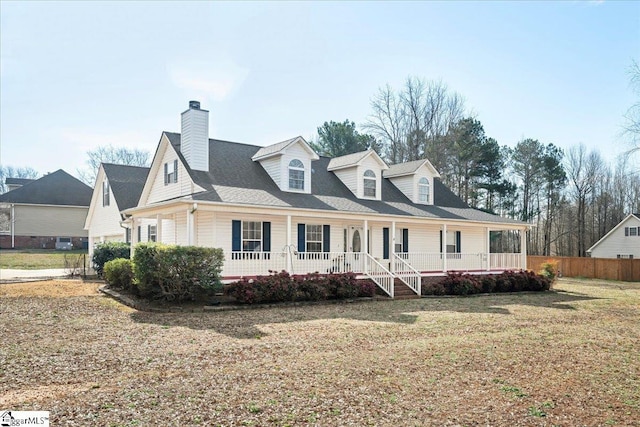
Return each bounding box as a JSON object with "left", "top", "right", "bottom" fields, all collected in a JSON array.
[
  {"left": 89, "top": 101, "right": 531, "bottom": 297},
  {"left": 587, "top": 213, "right": 640, "bottom": 259},
  {"left": 84, "top": 163, "right": 150, "bottom": 259},
  {"left": 0, "top": 170, "right": 92, "bottom": 249}
]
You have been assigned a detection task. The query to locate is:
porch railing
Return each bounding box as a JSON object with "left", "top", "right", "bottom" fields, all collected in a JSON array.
[
  {"left": 364, "top": 253, "right": 394, "bottom": 297},
  {"left": 490, "top": 253, "right": 523, "bottom": 270},
  {"left": 226, "top": 251, "right": 287, "bottom": 277},
  {"left": 393, "top": 254, "right": 421, "bottom": 295},
  {"left": 224, "top": 251, "right": 525, "bottom": 279},
  {"left": 291, "top": 252, "right": 365, "bottom": 275}
]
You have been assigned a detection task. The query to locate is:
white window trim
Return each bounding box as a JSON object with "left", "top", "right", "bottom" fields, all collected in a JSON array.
[
  {"left": 288, "top": 159, "right": 305, "bottom": 191},
  {"left": 165, "top": 160, "right": 178, "bottom": 185},
  {"left": 242, "top": 221, "right": 262, "bottom": 252},
  {"left": 306, "top": 224, "right": 323, "bottom": 253},
  {"left": 363, "top": 169, "right": 377, "bottom": 198},
  {"left": 418, "top": 177, "right": 430, "bottom": 204},
  {"left": 103, "top": 179, "right": 110, "bottom": 207}
]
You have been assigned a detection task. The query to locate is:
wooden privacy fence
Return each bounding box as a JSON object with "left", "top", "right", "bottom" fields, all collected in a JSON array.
[{"left": 527, "top": 256, "right": 640, "bottom": 282}]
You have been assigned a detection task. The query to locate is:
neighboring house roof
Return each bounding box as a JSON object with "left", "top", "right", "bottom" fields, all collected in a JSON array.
[
  {"left": 327, "top": 149, "right": 389, "bottom": 171},
  {"left": 587, "top": 213, "right": 640, "bottom": 253},
  {"left": 158, "top": 132, "right": 525, "bottom": 226},
  {"left": 102, "top": 163, "right": 149, "bottom": 210},
  {"left": 5, "top": 177, "right": 35, "bottom": 186},
  {"left": 384, "top": 158, "right": 441, "bottom": 178},
  {"left": 251, "top": 136, "right": 319, "bottom": 161},
  {"left": 0, "top": 169, "right": 92, "bottom": 206}
]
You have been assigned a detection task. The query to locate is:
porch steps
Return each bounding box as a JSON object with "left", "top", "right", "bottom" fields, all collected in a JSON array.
[{"left": 393, "top": 278, "right": 420, "bottom": 299}]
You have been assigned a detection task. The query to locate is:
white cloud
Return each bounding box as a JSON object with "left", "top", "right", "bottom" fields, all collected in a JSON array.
[{"left": 167, "top": 56, "right": 250, "bottom": 102}]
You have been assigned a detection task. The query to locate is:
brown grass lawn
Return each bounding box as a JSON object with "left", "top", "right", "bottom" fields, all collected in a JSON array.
[{"left": 1, "top": 278, "right": 638, "bottom": 426}]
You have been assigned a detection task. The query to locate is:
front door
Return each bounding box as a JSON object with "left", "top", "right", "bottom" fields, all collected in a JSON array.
[{"left": 346, "top": 226, "right": 366, "bottom": 253}]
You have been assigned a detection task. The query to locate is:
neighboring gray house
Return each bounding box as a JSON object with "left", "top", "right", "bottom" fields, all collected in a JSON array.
[
  {"left": 0, "top": 170, "right": 92, "bottom": 249},
  {"left": 587, "top": 213, "right": 640, "bottom": 259},
  {"left": 88, "top": 100, "right": 531, "bottom": 298},
  {"left": 84, "top": 163, "right": 150, "bottom": 258}
]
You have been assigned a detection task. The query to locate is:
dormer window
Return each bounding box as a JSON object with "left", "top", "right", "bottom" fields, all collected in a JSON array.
[
  {"left": 363, "top": 169, "right": 376, "bottom": 198},
  {"left": 288, "top": 159, "right": 305, "bottom": 191},
  {"left": 418, "top": 177, "right": 430, "bottom": 203}
]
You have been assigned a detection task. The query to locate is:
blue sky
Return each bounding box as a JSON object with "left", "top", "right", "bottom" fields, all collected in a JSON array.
[{"left": 1, "top": 1, "right": 638, "bottom": 178}]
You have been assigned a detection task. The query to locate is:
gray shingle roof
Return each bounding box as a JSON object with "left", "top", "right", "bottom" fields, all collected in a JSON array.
[
  {"left": 5, "top": 177, "right": 35, "bottom": 186},
  {"left": 162, "top": 132, "right": 525, "bottom": 225},
  {"left": 0, "top": 170, "right": 92, "bottom": 206},
  {"left": 251, "top": 137, "right": 299, "bottom": 160},
  {"left": 327, "top": 149, "right": 381, "bottom": 171},
  {"left": 384, "top": 159, "right": 440, "bottom": 178},
  {"left": 102, "top": 163, "right": 149, "bottom": 210}
]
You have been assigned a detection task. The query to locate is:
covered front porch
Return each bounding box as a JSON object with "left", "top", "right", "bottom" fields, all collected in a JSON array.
[{"left": 128, "top": 203, "right": 528, "bottom": 298}]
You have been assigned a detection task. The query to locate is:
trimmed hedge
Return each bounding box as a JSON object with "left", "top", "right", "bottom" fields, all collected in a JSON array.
[
  {"left": 421, "top": 270, "right": 551, "bottom": 296},
  {"left": 132, "top": 243, "right": 224, "bottom": 301},
  {"left": 103, "top": 258, "right": 135, "bottom": 293},
  {"left": 224, "top": 271, "right": 376, "bottom": 304},
  {"left": 92, "top": 242, "right": 130, "bottom": 277}
]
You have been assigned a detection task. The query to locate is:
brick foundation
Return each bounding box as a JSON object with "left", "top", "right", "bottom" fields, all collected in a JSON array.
[{"left": 0, "top": 235, "right": 87, "bottom": 250}]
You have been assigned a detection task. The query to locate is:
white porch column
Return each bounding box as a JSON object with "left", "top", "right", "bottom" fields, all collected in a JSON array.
[
  {"left": 156, "top": 214, "right": 163, "bottom": 244},
  {"left": 10, "top": 204, "right": 15, "bottom": 248},
  {"left": 187, "top": 208, "right": 196, "bottom": 246},
  {"left": 391, "top": 221, "right": 396, "bottom": 273},
  {"left": 442, "top": 224, "right": 447, "bottom": 273},
  {"left": 486, "top": 227, "right": 491, "bottom": 271},
  {"left": 521, "top": 228, "right": 527, "bottom": 270},
  {"left": 363, "top": 219, "right": 368, "bottom": 255},
  {"left": 131, "top": 218, "right": 138, "bottom": 258},
  {"left": 286, "top": 215, "right": 292, "bottom": 273}
]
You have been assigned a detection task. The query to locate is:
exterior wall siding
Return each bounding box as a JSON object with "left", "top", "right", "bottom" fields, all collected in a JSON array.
[
  {"left": 590, "top": 216, "right": 640, "bottom": 259},
  {"left": 281, "top": 143, "right": 313, "bottom": 194},
  {"left": 259, "top": 157, "right": 281, "bottom": 189},
  {"left": 147, "top": 145, "right": 198, "bottom": 204},
  {"left": 388, "top": 175, "right": 414, "bottom": 202},
  {"left": 13, "top": 205, "right": 88, "bottom": 237},
  {"left": 333, "top": 168, "right": 357, "bottom": 197}
]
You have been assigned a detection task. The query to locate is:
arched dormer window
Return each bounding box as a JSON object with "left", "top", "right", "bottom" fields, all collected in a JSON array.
[
  {"left": 288, "top": 159, "right": 305, "bottom": 190},
  {"left": 418, "top": 177, "right": 430, "bottom": 203},
  {"left": 363, "top": 169, "right": 376, "bottom": 198}
]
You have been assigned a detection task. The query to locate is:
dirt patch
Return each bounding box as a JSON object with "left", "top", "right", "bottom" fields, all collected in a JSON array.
[{"left": 0, "top": 280, "right": 100, "bottom": 298}]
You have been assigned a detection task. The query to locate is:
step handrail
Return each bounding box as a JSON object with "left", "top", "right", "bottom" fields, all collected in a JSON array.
[
  {"left": 393, "top": 253, "right": 421, "bottom": 295},
  {"left": 363, "top": 253, "right": 394, "bottom": 298}
]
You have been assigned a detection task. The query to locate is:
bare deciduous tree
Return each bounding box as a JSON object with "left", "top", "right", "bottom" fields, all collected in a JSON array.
[
  {"left": 566, "top": 144, "right": 603, "bottom": 257},
  {"left": 364, "top": 77, "right": 465, "bottom": 168},
  {"left": 0, "top": 165, "right": 40, "bottom": 194},
  {"left": 77, "top": 146, "right": 150, "bottom": 185}
]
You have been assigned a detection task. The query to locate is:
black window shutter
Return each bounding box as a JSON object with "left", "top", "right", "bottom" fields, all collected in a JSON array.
[
  {"left": 297, "top": 224, "right": 306, "bottom": 253},
  {"left": 456, "top": 231, "right": 461, "bottom": 253},
  {"left": 402, "top": 228, "right": 409, "bottom": 253},
  {"left": 262, "top": 222, "right": 271, "bottom": 252},
  {"left": 147, "top": 225, "right": 151, "bottom": 242},
  {"left": 137, "top": 226, "right": 141, "bottom": 242},
  {"left": 323, "top": 225, "right": 330, "bottom": 253},
  {"left": 625, "top": 227, "right": 629, "bottom": 236},
  {"left": 232, "top": 220, "right": 241, "bottom": 251},
  {"left": 164, "top": 163, "right": 168, "bottom": 185},
  {"left": 173, "top": 160, "right": 178, "bottom": 183},
  {"left": 440, "top": 230, "right": 443, "bottom": 253},
  {"left": 383, "top": 227, "right": 389, "bottom": 259}
]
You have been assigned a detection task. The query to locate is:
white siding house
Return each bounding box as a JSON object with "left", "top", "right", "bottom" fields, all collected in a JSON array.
[
  {"left": 587, "top": 214, "right": 640, "bottom": 259},
  {"left": 90, "top": 101, "right": 532, "bottom": 298}
]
